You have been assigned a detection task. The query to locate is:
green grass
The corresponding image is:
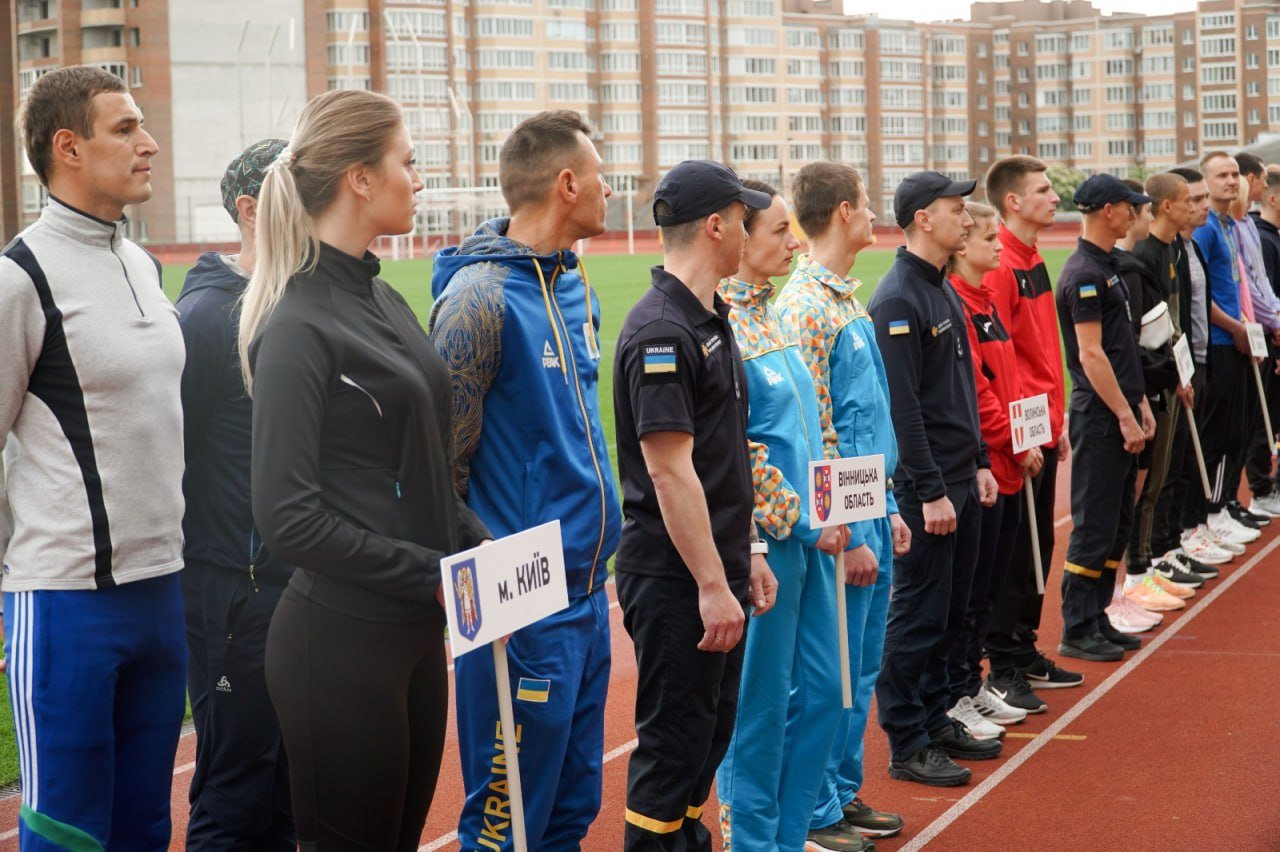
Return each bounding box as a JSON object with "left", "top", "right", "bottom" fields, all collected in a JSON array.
[{"left": 0, "top": 248, "right": 1071, "bottom": 791}]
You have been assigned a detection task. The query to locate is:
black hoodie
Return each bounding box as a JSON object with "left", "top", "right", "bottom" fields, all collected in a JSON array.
[
  {"left": 1115, "top": 247, "right": 1178, "bottom": 398},
  {"left": 176, "top": 252, "right": 291, "bottom": 585},
  {"left": 1250, "top": 211, "right": 1280, "bottom": 299}
]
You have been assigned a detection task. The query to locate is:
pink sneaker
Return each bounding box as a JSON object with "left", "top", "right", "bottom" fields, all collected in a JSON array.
[{"left": 1107, "top": 591, "right": 1159, "bottom": 633}]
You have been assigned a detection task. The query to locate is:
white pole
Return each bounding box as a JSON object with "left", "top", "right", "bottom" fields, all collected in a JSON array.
[
  {"left": 835, "top": 552, "right": 852, "bottom": 709},
  {"left": 1024, "top": 473, "right": 1045, "bottom": 595},
  {"left": 1183, "top": 399, "right": 1212, "bottom": 499},
  {"left": 235, "top": 20, "right": 250, "bottom": 148},
  {"left": 1253, "top": 359, "right": 1276, "bottom": 459},
  {"left": 492, "top": 642, "right": 528, "bottom": 852},
  {"left": 265, "top": 24, "right": 279, "bottom": 136},
  {"left": 626, "top": 191, "right": 635, "bottom": 255}
]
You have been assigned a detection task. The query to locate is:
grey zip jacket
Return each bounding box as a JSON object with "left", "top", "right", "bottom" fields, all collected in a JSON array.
[{"left": 0, "top": 198, "right": 186, "bottom": 591}]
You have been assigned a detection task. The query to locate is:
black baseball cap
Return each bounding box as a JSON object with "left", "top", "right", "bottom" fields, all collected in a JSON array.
[
  {"left": 652, "top": 160, "right": 772, "bottom": 226},
  {"left": 893, "top": 171, "right": 977, "bottom": 229},
  {"left": 1074, "top": 174, "right": 1152, "bottom": 212}
]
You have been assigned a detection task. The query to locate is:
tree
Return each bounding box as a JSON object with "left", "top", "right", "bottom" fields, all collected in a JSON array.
[{"left": 1046, "top": 165, "right": 1088, "bottom": 212}]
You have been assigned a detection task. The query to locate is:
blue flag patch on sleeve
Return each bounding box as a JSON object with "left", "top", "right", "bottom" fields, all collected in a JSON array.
[
  {"left": 1080, "top": 284, "right": 1098, "bottom": 299},
  {"left": 889, "top": 319, "right": 911, "bottom": 336}
]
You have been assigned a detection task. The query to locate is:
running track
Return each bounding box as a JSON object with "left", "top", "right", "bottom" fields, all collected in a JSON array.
[{"left": 2, "top": 468, "right": 1278, "bottom": 849}]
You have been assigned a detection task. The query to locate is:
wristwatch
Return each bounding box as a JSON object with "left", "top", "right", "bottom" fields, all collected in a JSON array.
[{"left": 750, "top": 541, "right": 769, "bottom": 555}]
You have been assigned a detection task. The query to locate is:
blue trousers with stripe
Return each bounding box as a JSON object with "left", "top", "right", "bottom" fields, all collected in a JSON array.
[
  {"left": 454, "top": 587, "right": 611, "bottom": 851},
  {"left": 4, "top": 572, "right": 187, "bottom": 851},
  {"left": 812, "top": 516, "right": 894, "bottom": 829},
  {"left": 716, "top": 535, "right": 842, "bottom": 851}
]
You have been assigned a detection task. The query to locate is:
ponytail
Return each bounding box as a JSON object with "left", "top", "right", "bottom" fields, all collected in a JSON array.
[{"left": 236, "top": 89, "right": 405, "bottom": 394}]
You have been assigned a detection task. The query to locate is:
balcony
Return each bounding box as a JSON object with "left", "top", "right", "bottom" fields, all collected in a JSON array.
[{"left": 80, "top": 6, "right": 126, "bottom": 27}]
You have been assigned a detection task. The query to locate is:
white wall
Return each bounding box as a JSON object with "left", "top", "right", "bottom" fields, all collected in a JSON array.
[{"left": 167, "top": 1, "right": 308, "bottom": 242}]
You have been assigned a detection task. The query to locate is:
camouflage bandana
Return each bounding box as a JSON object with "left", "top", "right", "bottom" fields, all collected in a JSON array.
[{"left": 220, "top": 138, "right": 288, "bottom": 222}]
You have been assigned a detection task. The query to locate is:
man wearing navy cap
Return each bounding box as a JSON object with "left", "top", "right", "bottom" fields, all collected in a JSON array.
[
  {"left": 614, "top": 159, "right": 777, "bottom": 850},
  {"left": 869, "top": 172, "right": 1002, "bottom": 787},
  {"left": 1056, "top": 174, "right": 1158, "bottom": 662}
]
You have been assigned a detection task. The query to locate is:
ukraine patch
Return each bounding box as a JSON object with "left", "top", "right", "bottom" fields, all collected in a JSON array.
[
  {"left": 1080, "top": 284, "right": 1098, "bottom": 298},
  {"left": 643, "top": 342, "right": 678, "bottom": 374},
  {"left": 516, "top": 678, "right": 551, "bottom": 703},
  {"left": 889, "top": 319, "right": 910, "bottom": 336}
]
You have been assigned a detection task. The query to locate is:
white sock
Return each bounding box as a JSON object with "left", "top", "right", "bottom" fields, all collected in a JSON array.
[{"left": 1124, "top": 573, "right": 1144, "bottom": 591}]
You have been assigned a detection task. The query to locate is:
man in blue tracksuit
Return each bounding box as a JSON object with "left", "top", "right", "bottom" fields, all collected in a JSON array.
[
  {"left": 778, "top": 162, "right": 910, "bottom": 849},
  {"left": 429, "top": 111, "right": 621, "bottom": 851},
  {"left": 713, "top": 184, "right": 845, "bottom": 852},
  {"left": 177, "top": 139, "right": 295, "bottom": 849}
]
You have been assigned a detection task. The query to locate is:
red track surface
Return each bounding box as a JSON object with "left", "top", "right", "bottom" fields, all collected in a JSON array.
[{"left": 2, "top": 467, "right": 1278, "bottom": 850}]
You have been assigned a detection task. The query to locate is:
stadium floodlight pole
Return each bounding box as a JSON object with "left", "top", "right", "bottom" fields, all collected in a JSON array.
[
  {"left": 265, "top": 24, "right": 279, "bottom": 137},
  {"left": 235, "top": 20, "right": 251, "bottom": 147},
  {"left": 447, "top": 84, "right": 477, "bottom": 236},
  {"left": 345, "top": 13, "right": 359, "bottom": 88}
]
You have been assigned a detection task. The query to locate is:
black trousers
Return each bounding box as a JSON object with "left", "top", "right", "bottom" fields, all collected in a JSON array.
[
  {"left": 265, "top": 587, "right": 449, "bottom": 852},
  {"left": 1173, "top": 369, "right": 1210, "bottom": 536},
  {"left": 1128, "top": 392, "right": 1180, "bottom": 573},
  {"left": 183, "top": 562, "right": 294, "bottom": 851},
  {"left": 948, "top": 492, "right": 1022, "bottom": 704},
  {"left": 616, "top": 571, "right": 749, "bottom": 852},
  {"left": 1201, "top": 344, "right": 1251, "bottom": 513},
  {"left": 876, "top": 477, "right": 981, "bottom": 763},
  {"left": 1245, "top": 353, "right": 1280, "bottom": 497},
  {"left": 984, "top": 446, "right": 1059, "bottom": 674},
  {"left": 1061, "top": 400, "right": 1138, "bottom": 640}
]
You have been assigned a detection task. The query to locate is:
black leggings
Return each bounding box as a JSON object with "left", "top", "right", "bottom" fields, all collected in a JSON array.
[{"left": 265, "top": 588, "right": 449, "bottom": 851}]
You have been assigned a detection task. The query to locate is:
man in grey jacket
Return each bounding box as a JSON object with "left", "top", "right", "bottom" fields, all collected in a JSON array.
[{"left": 0, "top": 66, "right": 187, "bottom": 849}]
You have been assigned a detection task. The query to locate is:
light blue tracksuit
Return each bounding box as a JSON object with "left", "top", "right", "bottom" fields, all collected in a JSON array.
[{"left": 714, "top": 277, "right": 843, "bottom": 852}]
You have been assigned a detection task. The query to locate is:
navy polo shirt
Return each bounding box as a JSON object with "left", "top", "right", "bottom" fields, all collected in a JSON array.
[
  {"left": 868, "top": 247, "right": 988, "bottom": 503},
  {"left": 1056, "top": 237, "right": 1145, "bottom": 411},
  {"left": 613, "top": 266, "right": 753, "bottom": 581}
]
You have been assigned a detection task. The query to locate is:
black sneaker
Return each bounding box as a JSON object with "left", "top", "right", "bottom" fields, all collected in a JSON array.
[
  {"left": 931, "top": 720, "right": 1003, "bottom": 760},
  {"left": 1098, "top": 616, "right": 1141, "bottom": 650},
  {"left": 1228, "top": 502, "right": 1267, "bottom": 528},
  {"left": 1058, "top": 631, "right": 1125, "bottom": 662},
  {"left": 1171, "top": 550, "right": 1220, "bottom": 579},
  {"left": 888, "top": 745, "right": 971, "bottom": 786},
  {"left": 842, "top": 797, "right": 903, "bottom": 839},
  {"left": 1018, "top": 651, "right": 1084, "bottom": 689},
  {"left": 985, "top": 669, "right": 1047, "bottom": 714},
  {"left": 1152, "top": 558, "right": 1204, "bottom": 588},
  {"left": 805, "top": 819, "right": 875, "bottom": 851}
]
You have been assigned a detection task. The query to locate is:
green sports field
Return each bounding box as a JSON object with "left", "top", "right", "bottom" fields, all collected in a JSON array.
[{"left": 0, "top": 247, "right": 1073, "bottom": 790}]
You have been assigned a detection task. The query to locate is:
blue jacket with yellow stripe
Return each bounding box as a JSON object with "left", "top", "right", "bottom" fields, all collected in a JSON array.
[{"left": 429, "top": 218, "right": 620, "bottom": 599}]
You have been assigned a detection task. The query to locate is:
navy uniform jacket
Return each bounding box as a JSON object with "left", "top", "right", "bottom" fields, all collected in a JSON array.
[{"left": 868, "top": 247, "right": 988, "bottom": 503}]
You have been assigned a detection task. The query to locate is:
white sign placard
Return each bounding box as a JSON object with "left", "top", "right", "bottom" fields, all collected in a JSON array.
[
  {"left": 441, "top": 521, "right": 568, "bottom": 658},
  {"left": 1246, "top": 322, "right": 1269, "bottom": 359},
  {"left": 808, "top": 454, "right": 887, "bottom": 528},
  {"left": 1009, "top": 393, "right": 1053, "bottom": 455},
  {"left": 1173, "top": 334, "right": 1195, "bottom": 387}
]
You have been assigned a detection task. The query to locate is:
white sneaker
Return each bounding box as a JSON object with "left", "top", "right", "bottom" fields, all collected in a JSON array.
[
  {"left": 972, "top": 684, "right": 1028, "bottom": 725},
  {"left": 1178, "top": 529, "right": 1233, "bottom": 564},
  {"left": 1106, "top": 590, "right": 1160, "bottom": 633},
  {"left": 1209, "top": 510, "right": 1260, "bottom": 544},
  {"left": 1251, "top": 492, "right": 1280, "bottom": 517},
  {"left": 947, "top": 695, "right": 1005, "bottom": 740}
]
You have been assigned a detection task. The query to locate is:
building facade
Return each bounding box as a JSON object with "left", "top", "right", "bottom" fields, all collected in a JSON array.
[{"left": 6, "top": 0, "right": 1280, "bottom": 241}]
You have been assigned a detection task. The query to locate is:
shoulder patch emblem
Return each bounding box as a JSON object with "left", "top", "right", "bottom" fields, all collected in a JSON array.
[
  {"left": 889, "top": 319, "right": 911, "bottom": 336},
  {"left": 1079, "top": 284, "right": 1098, "bottom": 298},
  {"left": 643, "top": 341, "right": 678, "bottom": 374}
]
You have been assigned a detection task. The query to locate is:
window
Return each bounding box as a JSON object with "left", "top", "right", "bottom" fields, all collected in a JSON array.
[
  {"left": 601, "top": 112, "right": 642, "bottom": 132},
  {"left": 1140, "top": 83, "right": 1174, "bottom": 102},
  {"left": 477, "top": 112, "right": 536, "bottom": 133},
  {"left": 657, "top": 0, "right": 704, "bottom": 12},
  {"left": 1105, "top": 85, "right": 1134, "bottom": 103},
  {"left": 932, "top": 143, "right": 968, "bottom": 161},
  {"left": 326, "top": 10, "right": 369, "bottom": 32},
  {"left": 788, "top": 58, "right": 821, "bottom": 77},
  {"left": 1248, "top": 25, "right": 1260, "bottom": 40},
  {"left": 728, "top": 143, "right": 777, "bottom": 162},
  {"left": 1200, "top": 12, "right": 1235, "bottom": 30},
  {"left": 1201, "top": 35, "right": 1236, "bottom": 57},
  {"left": 830, "top": 116, "right": 866, "bottom": 134},
  {"left": 1037, "top": 115, "right": 1067, "bottom": 133},
  {"left": 1105, "top": 59, "right": 1133, "bottom": 76},
  {"left": 1035, "top": 34, "right": 1066, "bottom": 53},
  {"left": 1107, "top": 139, "right": 1135, "bottom": 156},
  {"left": 1105, "top": 113, "right": 1136, "bottom": 131},
  {"left": 881, "top": 115, "right": 924, "bottom": 136},
  {"left": 1072, "top": 32, "right": 1090, "bottom": 50},
  {"left": 828, "top": 29, "right": 864, "bottom": 50},
  {"left": 932, "top": 63, "right": 966, "bottom": 82},
  {"left": 1184, "top": 57, "right": 1196, "bottom": 72},
  {"left": 477, "top": 50, "right": 535, "bottom": 69},
  {"left": 790, "top": 143, "right": 825, "bottom": 161},
  {"left": 327, "top": 44, "right": 370, "bottom": 65},
  {"left": 657, "top": 112, "right": 708, "bottom": 135},
  {"left": 1247, "top": 53, "right": 1260, "bottom": 69},
  {"left": 1141, "top": 109, "right": 1175, "bottom": 130},
  {"left": 1202, "top": 92, "right": 1237, "bottom": 113},
  {"left": 1184, "top": 139, "right": 1198, "bottom": 157},
  {"left": 476, "top": 80, "right": 536, "bottom": 100},
  {"left": 727, "top": 56, "right": 776, "bottom": 75},
  {"left": 600, "top": 23, "right": 639, "bottom": 41},
  {"left": 600, "top": 52, "right": 640, "bottom": 72},
  {"left": 657, "top": 82, "right": 707, "bottom": 105},
  {"left": 932, "top": 35, "right": 966, "bottom": 54},
  {"left": 656, "top": 22, "right": 705, "bottom": 44},
  {"left": 1038, "top": 89, "right": 1067, "bottom": 107},
  {"left": 474, "top": 17, "right": 532, "bottom": 36},
  {"left": 726, "top": 27, "right": 775, "bottom": 47},
  {"left": 387, "top": 9, "right": 446, "bottom": 36},
  {"left": 787, "top": 28, "right": 820, "bottom": 48},
  {"left": 829, "top": 87, "right": 867, "bottom": 107},
  {"left": 601, "top": 82, "right": 642, "bottom": 101},
  {"left": 1269, "top": 17, "right": 1280, "bottom": 39},
  {"left": 1037, "top": 142, "right": 1068, "bottom": 159},
  {"left": 725, "top": 0, "right": 773, "bottom": 15},
  {"left": 881, "top": 86, "right": 923, "bottom": 109},
  {"left": 1143, "top": 24, "right": 1174, "bottom": 46},
  {"left": 880, "top": 30, "right": 922, "bottom": 54},
  {"left": 129, "top": 27, "right": 140, "bottom": 47},
  {"left": 1073, "top": 115, "right": 1092, "bottom": 131},
  {"left": 828, "top": 59, "right": 865, "bottom": 77},
  {"left": 1140, "top": 55, "right": 1173, "bottom": 74},
  {"left": 1073, "top": 87, "right": 1091, "bottom": 105},
  {"left": 1104, "top": 29, "right": 1134, "bottom": 49},
  {"left": 831, "top": 142, "right": 867, "bottom": 162},
  {"left": 130, "top": 66, "right": 142, "bottom": 87},
  {"left": 1249, "top": 109, "right": 1261, "bottom": 125},
  {"left": 1073, "top": 141, "right": 1093, "bottom": 158},
  {"left": 1036, "top": 62, "right": 1068, "bottom": 80},
  {"left": 603, "top": 142, "right": 643, "bottom": 163},
  {"left": 932, "top": 117, "right": 968, "bottom": 134},
  {"left": 1203, "top": 119, "right": 1239, "bottom": 140},
  {"left": 547, "top": 51, "right": 593, "bottom": 70},
  {"left": 788, "top": 87, "right": 823, "bottom": 105},
  {"left": 880, "top": 59, "right": 923, "bottom": 81},
  {"left": 932, "top": 90, "right": 966, "bottom": 108},
  {"left": 549, "top": 82, "right": 592, "bottom": 102},
  {"left": 546, "top": 20, "right": 590, "bottom": 40},
  {"left": 1073, "top": 61, "right": 1091, "bottom": 79},
  {"left": 882, "top": 143, "right": 924, "bottom": 164},
  {"left": 789, "top": 115, "right": 823, "bottom": 133},
  {"left": 728, "top": 114, "right": 777, "bottom": 132},
  {"left": 657, "top": 52, "right": 705, "bottom": 75}
]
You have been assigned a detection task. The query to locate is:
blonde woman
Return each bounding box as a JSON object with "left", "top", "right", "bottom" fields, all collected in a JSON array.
[{"left": 240, "top": 90, "right": 491, "bottom": 849}]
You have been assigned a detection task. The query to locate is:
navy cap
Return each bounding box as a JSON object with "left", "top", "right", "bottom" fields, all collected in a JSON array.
[
  {"left": 653, "top": 160, "right": 773, "bottom": 226},
  {"left": 1074, "top": 174, "right": 1151, "bottom": 211},
  {"left": 893, "top": 171, "right": 977, "bottom": 229}
]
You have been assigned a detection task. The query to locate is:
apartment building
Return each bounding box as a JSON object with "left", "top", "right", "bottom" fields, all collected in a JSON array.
[{"left": 8, "top": 0, "right": 1280, "bottom": 240}]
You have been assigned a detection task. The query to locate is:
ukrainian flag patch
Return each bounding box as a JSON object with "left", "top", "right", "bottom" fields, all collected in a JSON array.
[
  {"left": 516, "top": 678, "right": 551, "bottom": 703},
  {"left": 889, "top": 319, "right": 910, "bottom": 336},
  {"left": 643, "top": 342, "right": 678, "bottom": 374},
  {"left": 1080, "top": 284, "right": 1098, "bottom": 298}
]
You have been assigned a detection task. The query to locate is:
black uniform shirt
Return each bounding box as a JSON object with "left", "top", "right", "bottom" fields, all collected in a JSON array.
[
  {"left": 1056, "top": 237, "right": 1145, "bottom": 412},
  {"left": 868, "top": 247, "right": 988, "bottom": 503},
  {"left": 613, "top": 267, "right": 753, "bottom": 581}
]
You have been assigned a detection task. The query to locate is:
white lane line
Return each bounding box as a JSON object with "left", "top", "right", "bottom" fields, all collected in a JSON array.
[
  {"left": 0, "top": 828, "right": 15, "bottom": 841},
  {"left": 418, "top": 737, "right": 640, "bottom": 851},
  {"left": 900, "top": 533, "right": 1280, "bottom": 850},
  {"left": 173, "top": 761, "right": 195, "bottom": 776},
  {"left": 1054, "top": 513, "right": 1070, "bottom": 528}
]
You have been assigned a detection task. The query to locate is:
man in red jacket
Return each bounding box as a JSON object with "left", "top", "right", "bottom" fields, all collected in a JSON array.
[{"left": 981, "top": 157, "right": 1083, "bottom": 715}]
